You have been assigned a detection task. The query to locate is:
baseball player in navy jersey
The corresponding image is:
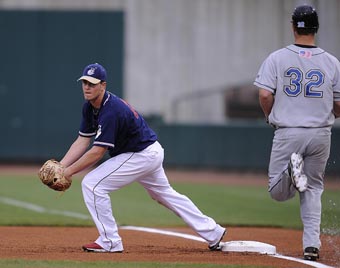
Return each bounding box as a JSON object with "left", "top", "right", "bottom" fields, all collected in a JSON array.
[
  {"left": 254, "top": 5, "right": 340, "bottom": 261},
  {"left": 60, "top": 63, "right": 226, "bottom": 253}
]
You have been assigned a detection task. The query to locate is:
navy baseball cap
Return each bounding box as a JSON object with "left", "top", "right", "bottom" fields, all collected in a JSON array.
[{"left": 78, "top": 63, "right": 107, "bottom": 84}]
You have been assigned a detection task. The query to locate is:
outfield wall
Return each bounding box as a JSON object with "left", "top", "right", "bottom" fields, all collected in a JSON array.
[
  {"left": 2, "top": 119, "right": 339, "bottom": 173},
  {"left": 154, "top": 122, "right": 340, "bottom": 174}
]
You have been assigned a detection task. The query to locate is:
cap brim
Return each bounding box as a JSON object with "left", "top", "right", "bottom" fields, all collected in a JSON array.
[{"left": 77, "top": 76, "right": 101, "bottom": 84}]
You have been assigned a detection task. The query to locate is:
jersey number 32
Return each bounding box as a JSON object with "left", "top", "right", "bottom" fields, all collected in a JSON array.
[{"left": 284, "top": 67, "right": 324, "bottom": 98}]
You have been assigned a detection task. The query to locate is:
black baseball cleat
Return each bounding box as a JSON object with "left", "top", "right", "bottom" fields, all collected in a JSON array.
[
  {"left": 209, "top": 229, "right": 226, "bottom": 251},
  {"left": 304, "top": 247, "right": 319, "bottom": 261}
]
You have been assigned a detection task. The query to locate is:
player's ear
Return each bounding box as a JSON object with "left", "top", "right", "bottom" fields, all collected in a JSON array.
[
  {"left": 291, "top": 23, "right": 295, "bottom": 32},
  {"left": 100, "top": 81, "right": 107, "bottom": 90},
  {"left": 292, "top": 24, "right": 298, "bottom": 36}
]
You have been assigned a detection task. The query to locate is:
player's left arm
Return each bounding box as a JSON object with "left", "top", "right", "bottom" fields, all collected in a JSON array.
[
  {"left": 259, "top": 88, "right": 274, "bottom": 120},
  {"left": 63, "top": 145, "right": 107, "bottom": 180},
  {"left": 60, "top": 136, "right": 91, "bottom": 168}
]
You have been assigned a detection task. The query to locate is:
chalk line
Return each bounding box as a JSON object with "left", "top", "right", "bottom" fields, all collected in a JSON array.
[
  {"left": 0, "top": 196, "right": 90, "bottom": 220},
  {"left": 120, "top": 225, "right": 206, "bottom": 242}
]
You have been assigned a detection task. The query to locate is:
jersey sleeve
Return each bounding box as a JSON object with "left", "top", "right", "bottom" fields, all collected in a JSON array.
[{"left": 254, "top": 53, "right": 277, "bottom": 93}]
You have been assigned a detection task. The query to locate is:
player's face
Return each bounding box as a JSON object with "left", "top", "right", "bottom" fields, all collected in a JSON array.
[{"left": 82, "top": 80, "right": 106, "bottom": 106}]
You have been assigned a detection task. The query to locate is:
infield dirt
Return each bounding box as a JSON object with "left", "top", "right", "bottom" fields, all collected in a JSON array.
[{"left": 1, "top": 225, "right": 340, "bottom": 267}]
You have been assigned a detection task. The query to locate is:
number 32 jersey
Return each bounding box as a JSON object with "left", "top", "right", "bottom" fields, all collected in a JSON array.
[{"left": 254, "top": 44, "right": 340, "bottom": 128}]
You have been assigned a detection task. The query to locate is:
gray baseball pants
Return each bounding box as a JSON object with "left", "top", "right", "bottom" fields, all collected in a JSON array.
[{"left": 267, "top": 127, "right": 331, "bottom": 250}]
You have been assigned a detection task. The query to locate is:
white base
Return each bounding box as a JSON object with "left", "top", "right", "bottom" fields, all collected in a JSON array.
[{"left": 221, "top": 240, "right": 276, "bottom": 255}]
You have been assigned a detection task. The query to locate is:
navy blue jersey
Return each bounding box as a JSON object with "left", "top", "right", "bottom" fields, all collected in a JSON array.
[{"left": 79, "top": 91, "right": 157, "bottom": 157}]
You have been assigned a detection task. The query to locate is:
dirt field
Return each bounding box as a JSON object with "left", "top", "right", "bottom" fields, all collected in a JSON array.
[
  {"left": 1, "top": 166, "right": 340, "bottom": 267},
  {"left": 1, "top": 226, "right": 340, "bottom": 267}
]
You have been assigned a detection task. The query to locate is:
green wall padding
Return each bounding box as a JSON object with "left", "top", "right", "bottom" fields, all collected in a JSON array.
[{"left": 0, "top": 10, "right": 124, "bottom": 160}]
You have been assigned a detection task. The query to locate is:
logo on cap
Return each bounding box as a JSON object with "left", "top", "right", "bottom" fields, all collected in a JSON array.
[
  {"left": 297, "top": 21, "right": 305, "bottom": 28},
  {"left": 87, "top": 67, "right": 96, "bottom": 76}
]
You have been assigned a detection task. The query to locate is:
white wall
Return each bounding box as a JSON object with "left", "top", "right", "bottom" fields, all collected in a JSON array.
[{"left": 2, "top": 0, "right": 339, "bottom": 123}]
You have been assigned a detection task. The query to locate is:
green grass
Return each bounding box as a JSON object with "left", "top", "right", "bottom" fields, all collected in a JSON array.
[{"left": 1, "top": 174, "right": 339, "bottom": 231}]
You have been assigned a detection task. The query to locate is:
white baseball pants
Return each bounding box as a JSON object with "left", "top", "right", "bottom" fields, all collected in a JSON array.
[{"left": 82, "top": 141, "right": 225, "bottom": 252}]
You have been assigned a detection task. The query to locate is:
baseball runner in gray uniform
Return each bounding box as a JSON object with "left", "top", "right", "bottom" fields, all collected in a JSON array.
[{"left": 254, "top": 5, "right": 340, "bottom": 261}]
